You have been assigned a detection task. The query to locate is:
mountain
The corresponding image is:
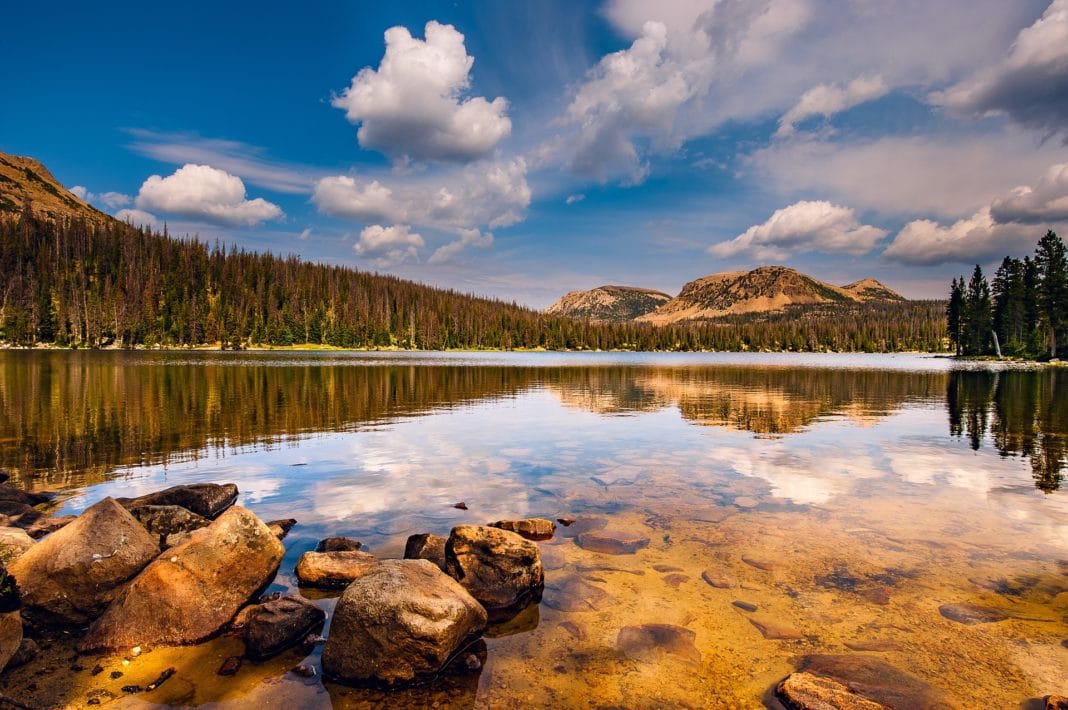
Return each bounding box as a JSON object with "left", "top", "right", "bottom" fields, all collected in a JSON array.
[
  {"left": 0, "top": 150, "right": 110, "bottom": 225},
  {"left": 637, "top": 266, "right": 904, "bottom": 325},
  {"left": 545, "top": 285, "right": 672, "bottom": 322}
]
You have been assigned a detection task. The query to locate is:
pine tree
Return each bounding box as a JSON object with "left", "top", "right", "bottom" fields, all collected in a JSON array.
[
  {"left": 947, "top": 277, "right": 964, "bottom": 356},
  {"left": 1034, "top": 230, "right": 1068, "bottom": 358},
  {"left": 962, "top": 265, "right": 993, "bottom": 355}
]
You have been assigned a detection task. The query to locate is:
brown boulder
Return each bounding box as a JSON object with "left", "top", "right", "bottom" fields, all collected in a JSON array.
[
  {"left": 129, "top": 505, "right": 209, "bottom": 540},
  {"left": 488, "top": 518, "right": 556, "bottom": 541},
  {"left": 444, "top": 525, "right": 544, "bottom": 616},
  {"left": 117, "top": 483, "right": 238, "bottom": 519},
  {"left": 9, "top": 498, "right": 159, "bottom": 626},
  {"left": 322, "top": 559, "right": 487, "bottom": 684},
  {"left": 404, "top": 533, "right": 447, "bottom": 571},
  {"left": 0, "top": 484, "right": 51, "bottom": 507},
  {"left": 266, "top": 519, "right": 297, "bottom": 539},
  {"left": 234, "top": 595, "right": 325, "bottom": 660},
  {"left": 777, "top": 671, "right": 888, "bottom": 709},
  {"left": 575, "top": 529, "right": 650, "bottom": 555},
  {"left": 315, "top": 536, "right": 362, "bottom": 552},
  {"left": 0, "top": 611, "right": 22, "bottom": 673},
  {"left": 295, "top": 550, "right": 376, "bottom": 588},
  {"left": 0, "top": 527, "right": 35, "bottom": 565},
  {"left": 80, "top": 505, "right": 283, "bottom": 650}
]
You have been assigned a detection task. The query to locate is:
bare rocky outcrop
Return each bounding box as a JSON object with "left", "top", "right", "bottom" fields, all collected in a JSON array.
[
  {"left": 488, "top": 518, "right": 556, "bottom": 541},
  {"left": 80, "top": 505, "right": 283, "bottom": 651},
  {"left": 295, "top": 550, "right": 376, "bottom": 588},
  {"left": 9, "top": 498, "right": 159, "bottom": 626},
  {"left": 444, "top": 525, "right": 544, "bottom": 617},
  {"left": 404, "top": 533, "right": 447, "bottom": 571},
  {"left": 322, "top": 559, "right": 487, "bottom": 685},
  {"left": 117, "top": 483, "right": 238, "bottom": 519},
  {"left": 545, "top": 285, "right": 672, "bottom": 322}
]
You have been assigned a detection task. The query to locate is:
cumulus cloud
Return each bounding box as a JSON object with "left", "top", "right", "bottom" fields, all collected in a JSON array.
[
  {"left": 933, "top": 0, "right": 1068, "bottom": 137},
  {"left": 883, "top": 207, "right": 1036, "bottom": 266},
  {"left": 70, "top": 186, "right": 132, "bottom": 209},
  {"left": 990, "top": 161, "right": 1068, "bottom": 223},
  {"left": 565, "top": 193, "right": 585, "bottom": 205},
  {"left": 710, "top": 200, "right": 887, "bottom": 260},
  {"left": 134, "top": 164, "right": 284, "bottom": 227},
  {"left": 312, "top": 158, "right": 530, "bottom": 233},
  {"left": 354, "top": 224, "right": 425, "bottom": 267},
  {"left": 429, "top": 228, "right": 494, "bottom": 264},
  {"left": 776, "top": 76, "right": 889, "bottom": 138},
  {"left": 332, "top": 21, "right": 511, "bottom": 164},
  {"left": 114, "top": 208, "right": 159, "bottom": 228}
]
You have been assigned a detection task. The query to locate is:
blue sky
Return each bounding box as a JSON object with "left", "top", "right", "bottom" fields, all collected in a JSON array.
[{"left": 4, "top": 0, "right": 1068, "bottom": 306}]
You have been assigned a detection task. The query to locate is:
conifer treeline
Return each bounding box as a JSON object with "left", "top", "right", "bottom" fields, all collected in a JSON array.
[
  {"left": 947, "top": 230, "right": 1068, "bottom": 358},
  {"left": 0, "top": 208, "right": 946, "bottom": 351}
]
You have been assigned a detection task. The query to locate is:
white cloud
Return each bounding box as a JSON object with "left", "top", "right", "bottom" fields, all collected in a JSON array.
[
  {"left": 312, "top": 158, "right": 530, "bottom": 234},
  {"left": 428, "top": 228, "right": 494, "bottom": 264},
  {"left": 70, "top": 186, "right": 132, "bottom": 209},
  {"left": 114, "top": 208, "right": 159, "bottom": 228},
  {"left": 332, "top": 21, "right": 511, "bottom": 164},
  {"left": 298, "top": 228, "right": 312, "bottom": 241},
  {"left": 775, "top": 76, "right": 888, "bottom": 138},
  {"left": 134, "top": 164, "right": 284, "bottom": 227},
  {"left": 354, "top": 224, "right": 425, "bottom": 267},
  {"left": 565, "top": 193, "right": 585, "bottom": 205},
  {"left": 933, "top": 0, "right": 1068, "bottom": 136},
  {"left": 883, "top": 207, "right": 1036, "bottom": 266},
  {"left": 990, "top": 161, "right": 1068, "bottom": 223},
  {"left": 710, "top": 200, "right": 887, "bottom": 260}
]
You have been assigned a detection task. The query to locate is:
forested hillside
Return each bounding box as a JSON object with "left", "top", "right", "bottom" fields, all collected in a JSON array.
[{"left": 0, "top": 206, "right": 947, "bottom": 351}]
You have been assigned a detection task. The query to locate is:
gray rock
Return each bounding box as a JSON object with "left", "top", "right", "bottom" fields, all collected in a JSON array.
[
  {"left": 315, "top": 537, "right": 362, "bottom": 552},
  {"left": 235, "top": 595, "right": 325, "bottom": 661},
  {"left": 129, "top": 505, "right": 209, "bottom": 539},
  {"left": 322, "top": 559, "right": 487, "bottom": 685}
]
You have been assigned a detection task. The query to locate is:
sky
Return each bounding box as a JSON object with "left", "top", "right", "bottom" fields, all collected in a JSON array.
[{"left": 4, "top": 0, "right": 1068, "bottom": 306}]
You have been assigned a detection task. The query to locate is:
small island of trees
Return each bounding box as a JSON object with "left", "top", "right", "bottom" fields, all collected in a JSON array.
[{"left": 947, "top": 230, "right": 1068, "bottom": 359}]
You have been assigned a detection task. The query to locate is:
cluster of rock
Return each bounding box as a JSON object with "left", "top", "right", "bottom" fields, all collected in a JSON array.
[{"left": 0, "top": 478, "right": 553, "bottom": 689}]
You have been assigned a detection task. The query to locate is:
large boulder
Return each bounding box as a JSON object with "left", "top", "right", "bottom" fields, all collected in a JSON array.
[
  {"left": 129, "top": 505, "right": 210, "bottom": 540},
  {"left": 488, "top": 518, "right": 556, "bottom": 541},
  {"left": 9, "top": 497, "right": 159, "bottom": 626},
  {"left": 0, "top": 527, "right": 35, "bottom": 565},
  {"left": 116, "top": 483, "right": 238, "bottom": 519},
  {"left": 404, "top": 533, "right": 447, "bottom": 571},
  {"left": 295, "top": 551, "right": 376, "bottom": 588},
  {"left": 444, "top": 525, "right": 544, "bottom": 617},
  {"left": 322, "top": 559, "right": 487, "bottom": 685},
  {"left": 80, "top": 505, "right": 284, "bottom": 651},
  {"left": 0, "top": 611, "right": 21, "bottom": 673},
  {"left": 233, "top": 595, "right": 325, "bottom": 661},
  {"left": 315, "top": 537, "right": 362, "bottom": 552}
]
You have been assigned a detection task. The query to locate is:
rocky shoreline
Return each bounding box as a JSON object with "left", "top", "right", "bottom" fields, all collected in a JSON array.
[{"left": 0, "top": 477, "right": 1065, "bottom": 709}]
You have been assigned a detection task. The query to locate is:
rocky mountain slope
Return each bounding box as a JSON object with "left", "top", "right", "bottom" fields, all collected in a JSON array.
[
  {"left": 545, "top": 285, "right": 672, "bottom": 322},
  {"left": 0, "top": 150, "right": 109, "bottom": 225}
]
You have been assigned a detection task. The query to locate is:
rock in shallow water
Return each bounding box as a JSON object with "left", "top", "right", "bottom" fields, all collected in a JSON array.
[
  {"left": 322, "top": 559, "right": 487, "bottom": 685},
  {"left": 748, "top": 615, "right": 803, "bottom": 640},
  {"left": 80, "top": 505, "right": 284, "bottom": 651},
  {"left": 543, "top": 576, "right": 615, "bottom": 612},
  {"left": 938, "top": 602, "right": 1009, "bottom": 625},
  {"left": 444, "top": 525, "right": 544, "bottom": 617},
  {"left": 236, "top": 595, "right": 325, "bottom": 660},
  {"left": 776, "top": 671, "right": 888, "bottom": 709},
  {"left": 488, "top": 518, "right": 556, "bottom": 541},
  {"left": 404, "top": 533, "right": 447, "bottom": 571},
  {"left": 0, "top": 610, "right": 22, "bottom": 673},
  {"left": 617, "top": 623, "right": 700, "bottom": 664},
  {"left": 10, "top": 497, "right": 159, "bottom": 626},
  {"left": 266, "top": 519, "right": 297, "bottom": 540},
  {"left": 129, "top": 505, "right": 209, "bottom": 539},
  {"left": 798, "top": 654, "right": 949, "bottom": 709},
  {"left": 575, "top": 529, "right": 650, "bottom": 555},
  {"left": 295, "top": 550, "right": 376, "bottom": 588},
  {"left": 117, "top": 483, "right": 238, "bottom": 519},
  {"left": 315, "top": 536, "right": 362, "bottom": 552},
  {"left": 0, "top": 527, "right": 35, "bottom": 565}
]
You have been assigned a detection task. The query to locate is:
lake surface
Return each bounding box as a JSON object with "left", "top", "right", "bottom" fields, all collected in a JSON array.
[{"left": 0, "top": 351, "right": 1066, "bottom": 708}]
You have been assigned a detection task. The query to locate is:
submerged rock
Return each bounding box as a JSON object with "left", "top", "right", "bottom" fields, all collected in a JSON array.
[
  {"left": 777, "top": 671, "right": 888, "bottom": 709},
  {"left": 748, "top": 615, "right": 803, "bottom": 640},
  {"left": 0, "top": 527, "right": 35, "bottom": 565},
  {"left": 938, "top": 603, "right": 1009, "bottom": 625},
  {"left": 129, "top": 505, "right": 209, "bottom": 540},
  {"left": 0, "top": 611, "right": 22, "bottom": 673},
  {"left": 444, "top": 525, "right": 544, "bottom": 617},
  {"left": 488, "top": 518, "right": 556, "bottom": 541},
  {"left": 558, "top": 517, "right": 608, "bottom": 538},
  {"left": 235, "top": 595, "right": 325, "bottom": 661},
  {"left": 799, "top": 654, "right": 949, "bottom": 708},
  {"left": 404, "top": 533, "right": 447, "bottom": 571},
  {"left": 322, "top": 559, "right": 487, "bottom": 685},
  {"left": 732, "top": 600, "right": 758, "bottom": 612},
  {"left": 117, "top": 483, "right": 238, "bottom": 519},
  {"left": 10, "top": 497, "right": 159, "bottom": 626},
  {"left": 701, "top": 570, "right": 734, "bottom": 589},
  {"left": 295, "top": 550, "right": 376, "bottom": 588},
  {"left": 543, "top": 575, "right": 615, "bottom": 612},
  {"left": 315, "top": 537, "right": 362, "bottom": 552},
  {"left": 81, "top": 505, "right": 284, "bottom": 650},
  {"left": 617, "top": 624, "right": 700, "bottom": 664},
  {"left": 575, "top": 529, "right": 650, "bottom": 555}
]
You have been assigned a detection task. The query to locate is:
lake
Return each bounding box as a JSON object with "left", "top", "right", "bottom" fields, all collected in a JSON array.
[{"left": 0, "top": 351, "right": 1066, "bottom": 708}]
